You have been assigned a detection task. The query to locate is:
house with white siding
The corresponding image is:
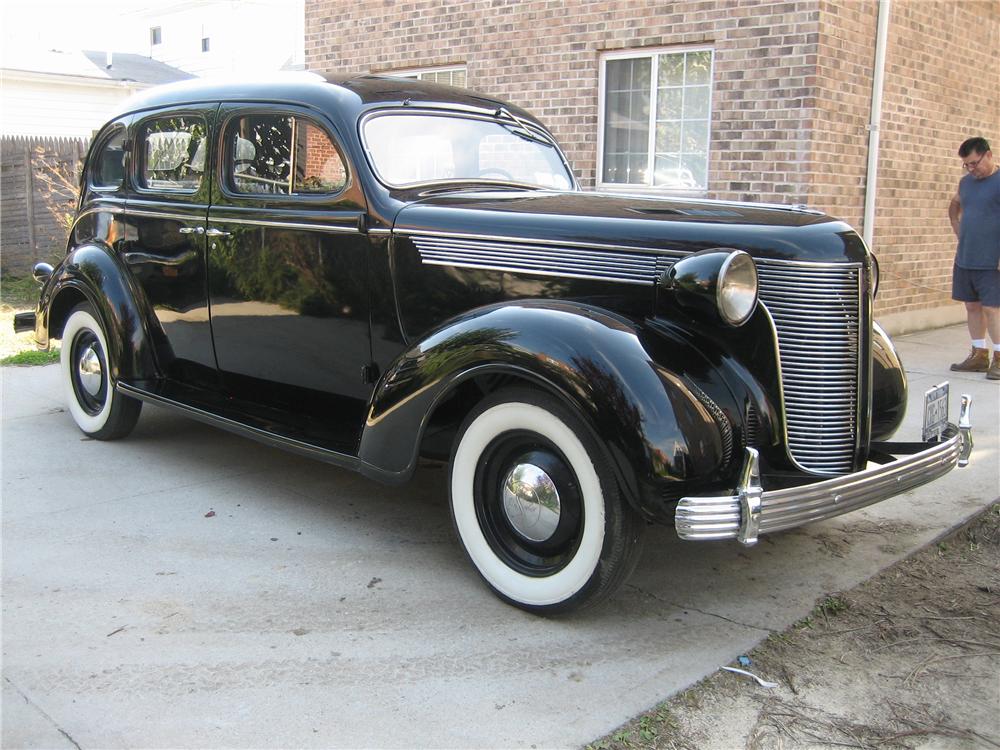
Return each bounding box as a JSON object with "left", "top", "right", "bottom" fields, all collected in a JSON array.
[{"left": 0, "top": 48, "right": 192, "bottom": 138}]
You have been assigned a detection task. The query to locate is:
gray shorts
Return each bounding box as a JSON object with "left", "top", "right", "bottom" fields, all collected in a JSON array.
[{"left": 952, "top": 265, "right": 1000, "bottom": 307}]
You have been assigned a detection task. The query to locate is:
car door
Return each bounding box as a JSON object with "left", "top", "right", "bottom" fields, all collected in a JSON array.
[
  {"left": 122, "top": 104, "right": 218, "bottom": 384},
  {"left": 206, "top": 104, "right": 372, "bottom": 452}
]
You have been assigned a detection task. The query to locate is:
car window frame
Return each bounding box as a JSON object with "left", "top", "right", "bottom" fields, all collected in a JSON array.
[
  {"left": 132, "top": 109, "right": 213, "bottom": 198},
  {"left": 87, "top": 122, "right": 131, "bottom": 194},
  {"left": 217, "top": 106, "right": 353, "bottom": 206}
]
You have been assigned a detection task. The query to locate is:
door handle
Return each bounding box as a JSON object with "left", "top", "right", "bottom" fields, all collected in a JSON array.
[
  {"left": 178, "top": 226, "right": 205, "bottom": 235},
  {"left": 205, "top": 228, "right": 231, "bottom": 237}
]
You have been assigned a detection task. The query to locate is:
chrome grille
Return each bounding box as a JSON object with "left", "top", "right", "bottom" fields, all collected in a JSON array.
[{"left": 756, "top": 260, "right": 862, "bottom": 475}]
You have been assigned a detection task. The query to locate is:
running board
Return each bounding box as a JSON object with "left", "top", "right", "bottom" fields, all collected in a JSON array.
[{"left": 116, "top": 380, "right": 373, "bottom": 477}]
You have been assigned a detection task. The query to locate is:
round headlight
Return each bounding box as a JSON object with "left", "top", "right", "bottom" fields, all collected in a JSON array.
[{"left": 716, "top": 251, "right": 758, "bottom": 326}]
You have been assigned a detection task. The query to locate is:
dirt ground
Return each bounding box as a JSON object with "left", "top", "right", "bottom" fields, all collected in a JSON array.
[{"left": 591, "top": 504, "right": 1000, "bottom": 750}]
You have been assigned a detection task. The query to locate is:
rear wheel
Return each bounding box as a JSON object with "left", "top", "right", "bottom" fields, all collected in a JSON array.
[
  {"left": 449, "top": 388, "right": 644, "bottom": 614},
  {"left": 61, "top": 303, "right": 141, "bottom": 440}
]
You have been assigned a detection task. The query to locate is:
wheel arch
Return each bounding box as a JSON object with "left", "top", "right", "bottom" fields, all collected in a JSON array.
[
  {"left": 41, "top": 243, "right": 159, "bottom": 382},
  {"left": 358, "top": 302, "right": 732, "bottom": 518}
]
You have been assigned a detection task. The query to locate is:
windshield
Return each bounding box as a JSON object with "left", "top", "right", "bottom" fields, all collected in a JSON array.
[{"left": 363, "top": 112, "right": 574, "bottom": 190}]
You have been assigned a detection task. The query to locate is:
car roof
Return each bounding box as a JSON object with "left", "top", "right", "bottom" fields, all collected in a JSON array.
[{"left": 107, "top": 72, "right": 540, "bottom": 127}]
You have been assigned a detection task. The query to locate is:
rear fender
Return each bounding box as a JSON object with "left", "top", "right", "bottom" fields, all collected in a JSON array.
[
  {"left": 358, "top": 301, "right": 730, "bottom": 514},
  {"left": 40, "top": 243, "right": 158, "bottom": 382}
]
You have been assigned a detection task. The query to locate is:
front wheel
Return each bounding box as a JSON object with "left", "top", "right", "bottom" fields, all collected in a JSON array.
[
  {"left": 60, "top": 303, "right": 141, "bottom": 440},
  {"left": 449, "top": 388, "right": 645, "bottom": 614}
]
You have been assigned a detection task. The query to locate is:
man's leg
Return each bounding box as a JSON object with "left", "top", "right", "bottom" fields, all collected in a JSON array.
[
  {"left": 984, "top": 305, "right": 1000, "bottom": 379},
  {"left": 966, "top": 301, "right": 987, "bottom": 340},
  {"left": 952, "top": 301, "right": 990, "bottom": 371}
]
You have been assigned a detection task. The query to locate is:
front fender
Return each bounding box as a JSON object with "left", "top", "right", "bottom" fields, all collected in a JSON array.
[
  {"left": 39, "top": 243, "right": 158, "bottom": 382},
  {"left": 358, "top": 301, "right": 730, "bottom": 513},
  {"left": 871, "top": 321, "right": 907, "bottom": 441}
]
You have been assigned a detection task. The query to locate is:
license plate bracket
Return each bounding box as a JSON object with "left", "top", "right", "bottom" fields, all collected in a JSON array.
[{"left": 922, "top": 381, "right": 949, "bottom": 442}]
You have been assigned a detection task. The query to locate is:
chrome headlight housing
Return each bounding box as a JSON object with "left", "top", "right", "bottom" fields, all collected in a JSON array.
[
  {"left": 663, "top": 249, "right": 759, "bottom": 327},
  {"left": 716, "top": 251, "right": 759, "bottom": 326}
]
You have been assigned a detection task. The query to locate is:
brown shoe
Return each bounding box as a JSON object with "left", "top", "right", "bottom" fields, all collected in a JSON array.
[
  {"left": 951, "top": 347, "right": 990, "bottom": 372},
  {"left": 988, "top": 354, "right": 1000, "bottom": 380}
]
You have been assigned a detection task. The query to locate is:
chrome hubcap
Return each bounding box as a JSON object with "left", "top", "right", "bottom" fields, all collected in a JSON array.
[
  {"left": 501, "top": 463, "right": 561, "bottom": 542},
  {"left": 77, "top": 345, "right": 103, "bottom": 397}
]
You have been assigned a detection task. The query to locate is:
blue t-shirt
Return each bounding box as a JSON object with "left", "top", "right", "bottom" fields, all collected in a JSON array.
[{"left": 957, "top": 169, "right": 1000, "bottom": 270}]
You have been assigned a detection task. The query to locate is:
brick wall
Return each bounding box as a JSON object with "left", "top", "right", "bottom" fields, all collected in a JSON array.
[
  {"left": 304, "top": 0, "right": 999, "bottom": 325},
  {"left": 866, "top": 0, "right": 998, "bottom": 322},
  {"left": 306, "top": 0, "right": 825, "bottom": 203},
  {"left": 1, "top": 136, "right": 87, "bottom": 278}
]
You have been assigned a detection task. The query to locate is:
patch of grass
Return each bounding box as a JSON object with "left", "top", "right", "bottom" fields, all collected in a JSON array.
[
  {"left": 1, "top": 348, "right": 59, "bottom": 366},
  {"left": 0, "top": 275, "right": 43, "bottom": 309},
  {"left": 817, "top": 594, "right": 849, "bottom": 617}
]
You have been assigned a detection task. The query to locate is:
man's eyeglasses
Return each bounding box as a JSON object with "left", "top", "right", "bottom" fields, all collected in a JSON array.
[{"left": 963, "top": 153, "right": 989, "bottom": 170}]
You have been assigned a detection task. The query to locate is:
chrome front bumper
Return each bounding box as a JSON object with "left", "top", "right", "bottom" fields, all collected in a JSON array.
[{"left": 675, "top": 398, "right": 973, "bottom": 546}]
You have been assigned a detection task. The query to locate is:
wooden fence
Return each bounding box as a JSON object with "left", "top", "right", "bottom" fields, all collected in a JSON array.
[{"left": 1, "top": 135, "right": 89, "bottom": 277}]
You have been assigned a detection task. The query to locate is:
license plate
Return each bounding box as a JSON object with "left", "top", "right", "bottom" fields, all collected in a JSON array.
[{"left": 922, "top": 382, "right": 949, "bottom": 442}]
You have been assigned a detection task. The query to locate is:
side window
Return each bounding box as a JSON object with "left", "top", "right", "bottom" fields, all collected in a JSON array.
[
  {"left": 92, "top": 128, "right": 127, "bottom": 189},
  {"left": 227, "top": 114, "right": 347, "bottom": 196},
  {"left": 138, "top": 115, "right": 207, "bottom": 192}
]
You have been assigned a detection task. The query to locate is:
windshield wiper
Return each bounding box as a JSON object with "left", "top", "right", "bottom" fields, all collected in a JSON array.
[{"left": 495, "top": 106, "right": 553, "bottom": 146}]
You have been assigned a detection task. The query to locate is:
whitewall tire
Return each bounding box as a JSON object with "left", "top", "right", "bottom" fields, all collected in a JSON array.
[
  {"left": 61, "top": 303, "right": 141, "bottom": 440},
  {"left": 449, "top": 388, "right": 644, "bottom": 614}
]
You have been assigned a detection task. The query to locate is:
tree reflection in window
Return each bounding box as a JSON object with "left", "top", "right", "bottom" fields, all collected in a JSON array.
[
  {"left": 230, "top": 115, "right": 347, "bottom": 196},
  {"left": 141, "top": 116, "right": 207, "bottom": 191}
]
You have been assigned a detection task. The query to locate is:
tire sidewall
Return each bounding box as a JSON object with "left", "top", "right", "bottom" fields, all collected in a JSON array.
[
  {"left": 61, "top": 306, "right": 113, "bottom": 435},
  {"left": 450, "top": 395, "right": 609, "bottom": 609}
]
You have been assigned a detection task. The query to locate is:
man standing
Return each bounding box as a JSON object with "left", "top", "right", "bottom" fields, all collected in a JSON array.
[{"left": 948, "top": 136, "right": 1000, "bottom": 380}]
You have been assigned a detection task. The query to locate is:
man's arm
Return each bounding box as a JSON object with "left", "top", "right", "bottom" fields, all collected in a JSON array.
[{"left": 948, "top": 191, "right": 962, "bottom": 238}]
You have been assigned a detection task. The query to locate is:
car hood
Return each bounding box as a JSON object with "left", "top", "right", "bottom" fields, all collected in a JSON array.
[{"left": 391, "top": 189, "right": 868, "bottom": 263}]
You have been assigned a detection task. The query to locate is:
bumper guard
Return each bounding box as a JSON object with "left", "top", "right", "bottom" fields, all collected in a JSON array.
[{"left": 676, "top": 396, "right": 973, "bottom": 545}]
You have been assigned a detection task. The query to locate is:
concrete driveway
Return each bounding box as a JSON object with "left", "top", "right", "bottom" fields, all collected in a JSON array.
[{"left": 3, "top": 325, "right": 997, "bottom": 749}]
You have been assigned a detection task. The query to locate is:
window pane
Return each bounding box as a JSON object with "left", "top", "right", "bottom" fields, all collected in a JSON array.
[
  {"left": 293, "top": 121, "right": 347, "bottom": 194},
  {"left": 656, "top": 87, "right": 683, "bottom": 120},
  {"left": 603, "top": 59, "right": 651, "bottom": 185},
  {"left": 655, "top": 121, "right": 681, "bottom": 153},
  {"left": 682, "top": 153, "right": 708, "bottom": 189},
  {"left": 684, "top": 86, "right": 710, "bottom": 120},
  {"left": 140, "top": 116, "right": 206, "bottom": 191},
  {"left": 94, "top": 129, "right": 126, "bottom": 188},
  {"left": 659, "top": 53, "right": 685, "bottom": 86},
  {"left": 229, "top": 115, "right": 292, "bottom": 194},
  {"left": 452, "top": 69, "right": 466, "bottom": 87},
  {"left": 682, "top": 121, "right": 709, "bottom": 153},
  {"left": 686, "top": 51, "right": 712, "bottom": 84}
]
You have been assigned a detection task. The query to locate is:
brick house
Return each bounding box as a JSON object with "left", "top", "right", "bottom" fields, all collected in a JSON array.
[{"left": 304, "top": 0, "right": 998, "bottom": 333}]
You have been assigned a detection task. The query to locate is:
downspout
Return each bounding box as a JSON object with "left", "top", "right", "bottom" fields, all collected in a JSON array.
[{"left": 863, "top": 0, "right": 892, "bottom": 249}]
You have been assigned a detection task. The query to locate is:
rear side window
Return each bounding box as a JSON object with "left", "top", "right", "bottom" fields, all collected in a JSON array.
[
  {"left": 138, "top": 115, "right": 207, "bottom": 192},
  {"left": 91, "top": 128, "right": 127, "bottom": 189},
  {"left": 226, "top": 114, "right": 347, "bottom": 196}
]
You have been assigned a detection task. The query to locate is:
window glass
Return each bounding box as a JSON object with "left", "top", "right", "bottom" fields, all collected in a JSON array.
[
  {"left": 92, "top": 128, "right": 126, "bottom": 189},
  {"left": 602, "top": 48, "right": 714, "bottom": 190},
  {"left": 395, "top": 67, "right": 467, "bottom": 87},
  {"left": 139, "top": 116, "right": 207, "bottom": 191},
  {"left": 228, "top": 115, "right": 347, "bottom": 196},
  {"left": 364, "top": 113, "right": 572, "bottom": 190}
]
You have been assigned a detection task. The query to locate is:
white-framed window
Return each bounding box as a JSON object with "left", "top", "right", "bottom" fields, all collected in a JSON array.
[
  {"left": 598, "top": 46, "right": 714, "bottom": 192},
  {"left": 392, "top": 66, "right": 467, "bottom": 88}
]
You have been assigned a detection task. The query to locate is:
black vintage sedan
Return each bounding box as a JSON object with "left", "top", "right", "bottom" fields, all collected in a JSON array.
[{"left": 16, "top": 73, "right": 972, "bottom": 613}]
